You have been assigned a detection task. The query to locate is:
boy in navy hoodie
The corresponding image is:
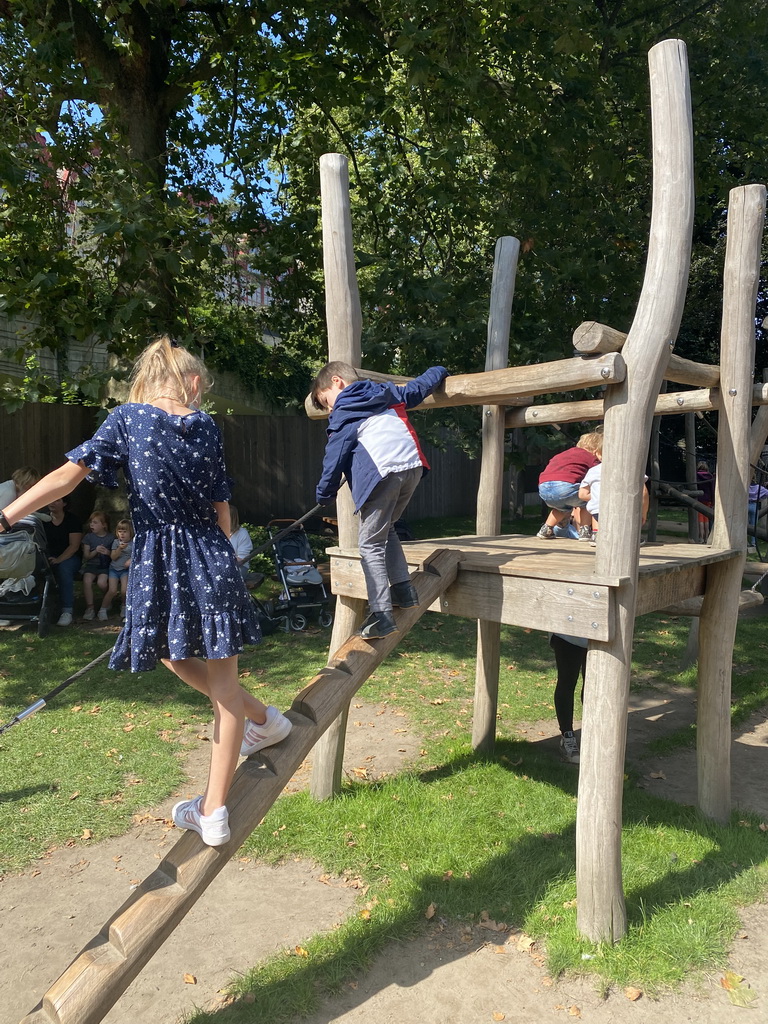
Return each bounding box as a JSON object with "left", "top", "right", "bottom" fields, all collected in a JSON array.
[{"left": 312, "top": 360, "right": 448, "bottom": 639}]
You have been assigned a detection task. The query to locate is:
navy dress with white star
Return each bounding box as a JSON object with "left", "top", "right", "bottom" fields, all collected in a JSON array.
[{"left": 67, "top": 404, "right": 261, "bottom": 672}]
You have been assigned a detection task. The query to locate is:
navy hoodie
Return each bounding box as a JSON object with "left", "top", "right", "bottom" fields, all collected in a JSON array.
[{"left": 315, "top": 366, "right": 448, "bottom": 511}]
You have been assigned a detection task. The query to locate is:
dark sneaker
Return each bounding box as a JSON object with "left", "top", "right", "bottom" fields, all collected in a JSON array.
[
  {"left": 390, "top": 581, "right": 419, "bottom": 608},
  {"left": 559, "top": 732, "right": 580, "bottom": 764},
  {"left": 536, "top": 524, "right": 555, "bottom": 539},
  {"left": 577, "top": 525, "right": 593, "bottom": 541},
  {"left": 359, "top": 610, "right": 399, "bottom": 639}
]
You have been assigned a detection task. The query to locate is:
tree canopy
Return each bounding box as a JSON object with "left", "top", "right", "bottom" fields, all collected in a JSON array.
[{"left": 0, "top": 1, "right": 767, "bottom": 409}]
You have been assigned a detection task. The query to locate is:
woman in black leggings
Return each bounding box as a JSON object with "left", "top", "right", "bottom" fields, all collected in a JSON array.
[{"left": 549, "top": 633, "right": 587, "bottom": 763}]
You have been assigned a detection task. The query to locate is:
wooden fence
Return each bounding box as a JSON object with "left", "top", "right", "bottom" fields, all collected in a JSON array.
[{"left": 0, "top": 404, "right": 484, "bottom": 526}]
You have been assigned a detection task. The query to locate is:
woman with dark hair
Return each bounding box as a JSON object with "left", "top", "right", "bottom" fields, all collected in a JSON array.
[{"left": 44, "top": 497, "right": 83, "bottom": 626}]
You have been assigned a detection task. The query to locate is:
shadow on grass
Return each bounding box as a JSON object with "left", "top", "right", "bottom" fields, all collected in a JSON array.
[
  {"left": 0, "top": 783, "right": 52, "bottom": 803},
  {"left": 187, "top": 739, "right": 766, "bottom": 1024}
]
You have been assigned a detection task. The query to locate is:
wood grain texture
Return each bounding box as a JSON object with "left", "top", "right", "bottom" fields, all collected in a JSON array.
[
  {"left": 576, "top": 39, "right": 695, "bottom": 945},
  {"left": 698, "top": 184, "right": 766, "bottom": 823},
  {"left": 474, "top": 237, "right": 519, "bottom": 753}
]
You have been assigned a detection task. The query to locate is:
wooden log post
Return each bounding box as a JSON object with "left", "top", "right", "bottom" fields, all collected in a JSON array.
[
  {"left": 472, "top": 237, "right": 520, "bottom": 753},
  {"left": 310, "top": 154, "right": 365, "bottom": 801},
  {"left": 697, "top": 183, "right": 766, "bottom": 823},
  {"left": 576, "top": 39, "right": 695, "bottom": 944},
  {"left": 685, "top": 412, "right": 698, "bottom": 541}
]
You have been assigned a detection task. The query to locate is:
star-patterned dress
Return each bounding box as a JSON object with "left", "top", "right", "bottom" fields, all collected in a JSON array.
[{"left": 67, "top": 404, "right": 261, "bottom": 672}]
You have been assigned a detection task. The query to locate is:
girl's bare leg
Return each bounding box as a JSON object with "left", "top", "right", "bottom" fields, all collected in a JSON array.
[
  {"left": 83, "top": 574, "right": 94, "bottom": 607},
  {"left": 100, "top": 581, "right": 119, "bottom": 611},
  {"left": 162, "top": 656, "right": 268, "bottom": 723}
]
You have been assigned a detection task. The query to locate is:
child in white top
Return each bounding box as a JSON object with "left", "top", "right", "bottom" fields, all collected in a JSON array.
[{"left": 228, "top": 505, "right": 253, "bottom": 580}]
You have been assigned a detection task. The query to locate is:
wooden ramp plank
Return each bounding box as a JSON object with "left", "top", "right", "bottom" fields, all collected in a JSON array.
[{"left": 21, "top": 549, "right": 460, "bottom": 1024}]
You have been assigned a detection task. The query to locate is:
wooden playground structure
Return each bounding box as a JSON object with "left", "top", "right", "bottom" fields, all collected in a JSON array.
[{"left": 21, "top": 39, "right": 767, "bottom": 1024}]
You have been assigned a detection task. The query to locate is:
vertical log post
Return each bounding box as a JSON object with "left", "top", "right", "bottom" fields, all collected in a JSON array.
[
  {"left": 310, "top": 154, "right": 365, "bottom": 801},
  {"left": 472, "top": 237, "right": 520, "bottom": 752},
  {"left": 647, "top": 385, "right": 665, "bottom": 543},
  {"left": 697, "top": 183, "right": 766, "bottom": 822},
  {"left": 576, "top": 40, "right": 694, "bottom": 943},
  {"left": 685, "top": 412, "right": 698, "bottom": 541}
]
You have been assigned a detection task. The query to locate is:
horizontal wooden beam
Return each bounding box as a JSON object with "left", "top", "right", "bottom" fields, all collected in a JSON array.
[
  {"left": 304, "top": 354, "right": 625, "bottom": 420},
  {"left": 573, "top": 320, "right": 719, "bottom": 387},
  {"left": 660, "top": 588, "right": 763, "bottom": 617},
  {"left": 505, "top": 382, "right": 768, "bottom": 429}
]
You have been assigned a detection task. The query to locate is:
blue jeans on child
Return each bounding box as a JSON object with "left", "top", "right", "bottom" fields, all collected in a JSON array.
[
  {"left": 539, "top": 480, "right": 587, "bottom": 511},
  {"left": 51, "top": 553, "right": 81, "bottom": 612}
]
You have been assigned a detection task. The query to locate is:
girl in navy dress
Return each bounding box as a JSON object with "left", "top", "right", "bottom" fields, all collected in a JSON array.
[{"left": 0, "top": 337, "right": 292, "bottom": 846}]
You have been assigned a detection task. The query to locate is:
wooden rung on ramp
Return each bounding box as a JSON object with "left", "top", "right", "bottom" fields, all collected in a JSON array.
[{"left": 21, "top": 548, "right": 460, "bottom": 1024}]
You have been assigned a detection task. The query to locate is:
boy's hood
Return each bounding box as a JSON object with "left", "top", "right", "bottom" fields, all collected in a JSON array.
[{"left": 329, "top": 379, "right": 393, "bottom": 423}]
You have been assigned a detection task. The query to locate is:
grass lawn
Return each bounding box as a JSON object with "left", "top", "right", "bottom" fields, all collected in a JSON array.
[{"left": 1, "top": 513, "right": 767, "bottom": 1017}]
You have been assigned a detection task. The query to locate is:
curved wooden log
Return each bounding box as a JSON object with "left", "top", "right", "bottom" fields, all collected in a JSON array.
[
  {"left": 576, "top": 39, "right": 695, "bottom": 945},
  {"left": 304, "top": 352, "right": 625, "bottom": 420},
  {"left": 21, "top": 550, "right": 461, "bottom": 1024},
  {"left": 573, "top": 320, "right": 719, "bottom": 386}
]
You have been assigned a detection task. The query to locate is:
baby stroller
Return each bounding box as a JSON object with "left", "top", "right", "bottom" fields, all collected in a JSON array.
[
  {"left": 267, "top": 518, "right": 333, "bottom": 632},
  {"left": 0, "top": 514, "right": 57, "bottom": 637}
]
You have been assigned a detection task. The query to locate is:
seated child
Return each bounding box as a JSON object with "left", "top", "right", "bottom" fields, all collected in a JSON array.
[
  {"left": 312, "top": 360, "right": 448, "bottom": 639},
  {"left": 80, "top": 510, "right": 115, "bottom": 620},
  {"left": 98, "top": 518, "right": 133, "bottom": 620},
  {"left": 228, "top": 505, "right": 254, "bottom": 580},
  {"left": 537, "top": 433, "right": 603, "bottom": 541},
  {"left": 578, "top": 463, "right": 650, "bottom": 544}
]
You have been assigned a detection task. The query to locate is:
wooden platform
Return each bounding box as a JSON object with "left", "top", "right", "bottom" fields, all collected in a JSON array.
[{"left": 328, "top": 535, "right": 742, "bottom": 641}]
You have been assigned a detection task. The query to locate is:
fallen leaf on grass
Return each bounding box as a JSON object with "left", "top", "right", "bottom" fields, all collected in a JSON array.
[
  {"left": 649, "top": 771, "right": 666, "bottom": 780},
  {"left": 69, "top": 791, "right": 80, "bottom": 801},
  {"left": 492, "top": 1014, "right": 505, "bottom": 1021},
  {"left": 294, "top": 945, "right": 309, "bottom": 957},
  {"left": 359, "top": 909, "right": 371, "bottom": 920},
  {"left": 81, "top": 829, "right": 93, "bottom": 840},
  {"left": 183, "top": 973, "right": 197, "bottom": 984},
  {"left": 516, "top": 934, "right": 535, "bottom": 952},
  {"left": 624, "top": 987, "right": 642, "bottom": 1001},
  {"left": 71, "top": 706, "right": 82, "bottom": 713},
  {"left": 123, "top": 724, "right": 135, "bottom": 733},
  {"left": 568, "top": 1007, "right": 581, "bottom": 1018},
  {"left": 442, "top": 870, "right": 454, "bottom": 881},
  {"left": 425, "top": 903, "right": 436, "bottom": 919},
  {"left": 478, "top": 910, "right": 507, "bottom": 933},
  {"left": 720, "top": 971, "right": 758, "bottom": 1007}
]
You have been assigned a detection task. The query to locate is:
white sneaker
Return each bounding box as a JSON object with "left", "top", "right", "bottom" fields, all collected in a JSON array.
[
  {"left": 172, "top": 796, "right": 230, "bottom": 846},
  {"left": 97, "top": 608, "right": 108, "bottom": 621},
  {"left": 82, "top": 607, "right": 95, "bottom": 621},
  {"left": 120, "top": 603, "right": 126, "bottom": 619},
  {"left": 240, "top": 706, "right": 293, "bottom": 756},
  {"left": 56, "top": 611, "right": 73, "bottom": 626},
  {"left": 560, "top": 732, "right": 580, "bottom": 764}
]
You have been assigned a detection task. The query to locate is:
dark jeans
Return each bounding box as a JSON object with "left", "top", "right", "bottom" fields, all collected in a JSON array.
[{"left": 51, "top": 554, "right": 81, "bottom": 611}]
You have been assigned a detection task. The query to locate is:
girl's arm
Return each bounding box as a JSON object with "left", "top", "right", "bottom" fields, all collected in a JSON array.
[
  {"left": 82, "top": 539, "right": 95, "bottom": 560},
  {"left": 0, "top": 461, "right": 89, "bottom": 532},
  {"left": 111, "top": 543, "right": 125, "bottom": 561},
  {"left": 214, "top": 501, "right": 231, "bottom": 536}
]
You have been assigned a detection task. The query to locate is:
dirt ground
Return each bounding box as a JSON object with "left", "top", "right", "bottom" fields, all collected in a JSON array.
[{"left": 2, "top": 684, "right": 767, "bottom": 1024}]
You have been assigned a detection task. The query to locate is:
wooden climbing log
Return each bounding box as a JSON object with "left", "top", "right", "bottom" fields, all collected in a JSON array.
[
  {"left": 505, "top": 381, "right": 768, "bottom": 429},
  {"left": 310, "top": 153, "right": 365, "bottom": 801},
  {"left": 697, "top": 183, "right": 766, "bottom": 823},
  {"left": 304, "top": 352, "right": 626, "bottom": 420},
  {"left": 473, "top": 236, "right": 519, "bottom": 754},
  {"left": 573, "top": 321, "right": 720, "bottom": 387},
  {"left": 660, "top": 588, "right": 763, "bottom": 617},
  {"left": 21, "top": 549, "right": 460, "bottom": 1024},
  {"left": 576, "top": 39, "right": 695, "bottom": 945}
]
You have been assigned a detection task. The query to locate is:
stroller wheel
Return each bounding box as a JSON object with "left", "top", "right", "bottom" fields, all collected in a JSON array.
[
  {"left": 289, "top": 610, "right": 308, "bottom": 632},
  {"left": 318, "top": 608, "right": 333, "bottom": 629}
]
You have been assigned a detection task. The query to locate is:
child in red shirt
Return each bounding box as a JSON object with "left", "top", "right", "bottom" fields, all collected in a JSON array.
[{"left": 537, "top": 432, "right": 602, "bottom": 541}]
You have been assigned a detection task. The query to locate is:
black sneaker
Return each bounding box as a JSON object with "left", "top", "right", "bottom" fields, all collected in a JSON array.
[
  {"left": 390, "top": 581, "right": 419, "bottom": 608},
  {"left": 359, "top": 610, "right": 399, "bottom": 639}
]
